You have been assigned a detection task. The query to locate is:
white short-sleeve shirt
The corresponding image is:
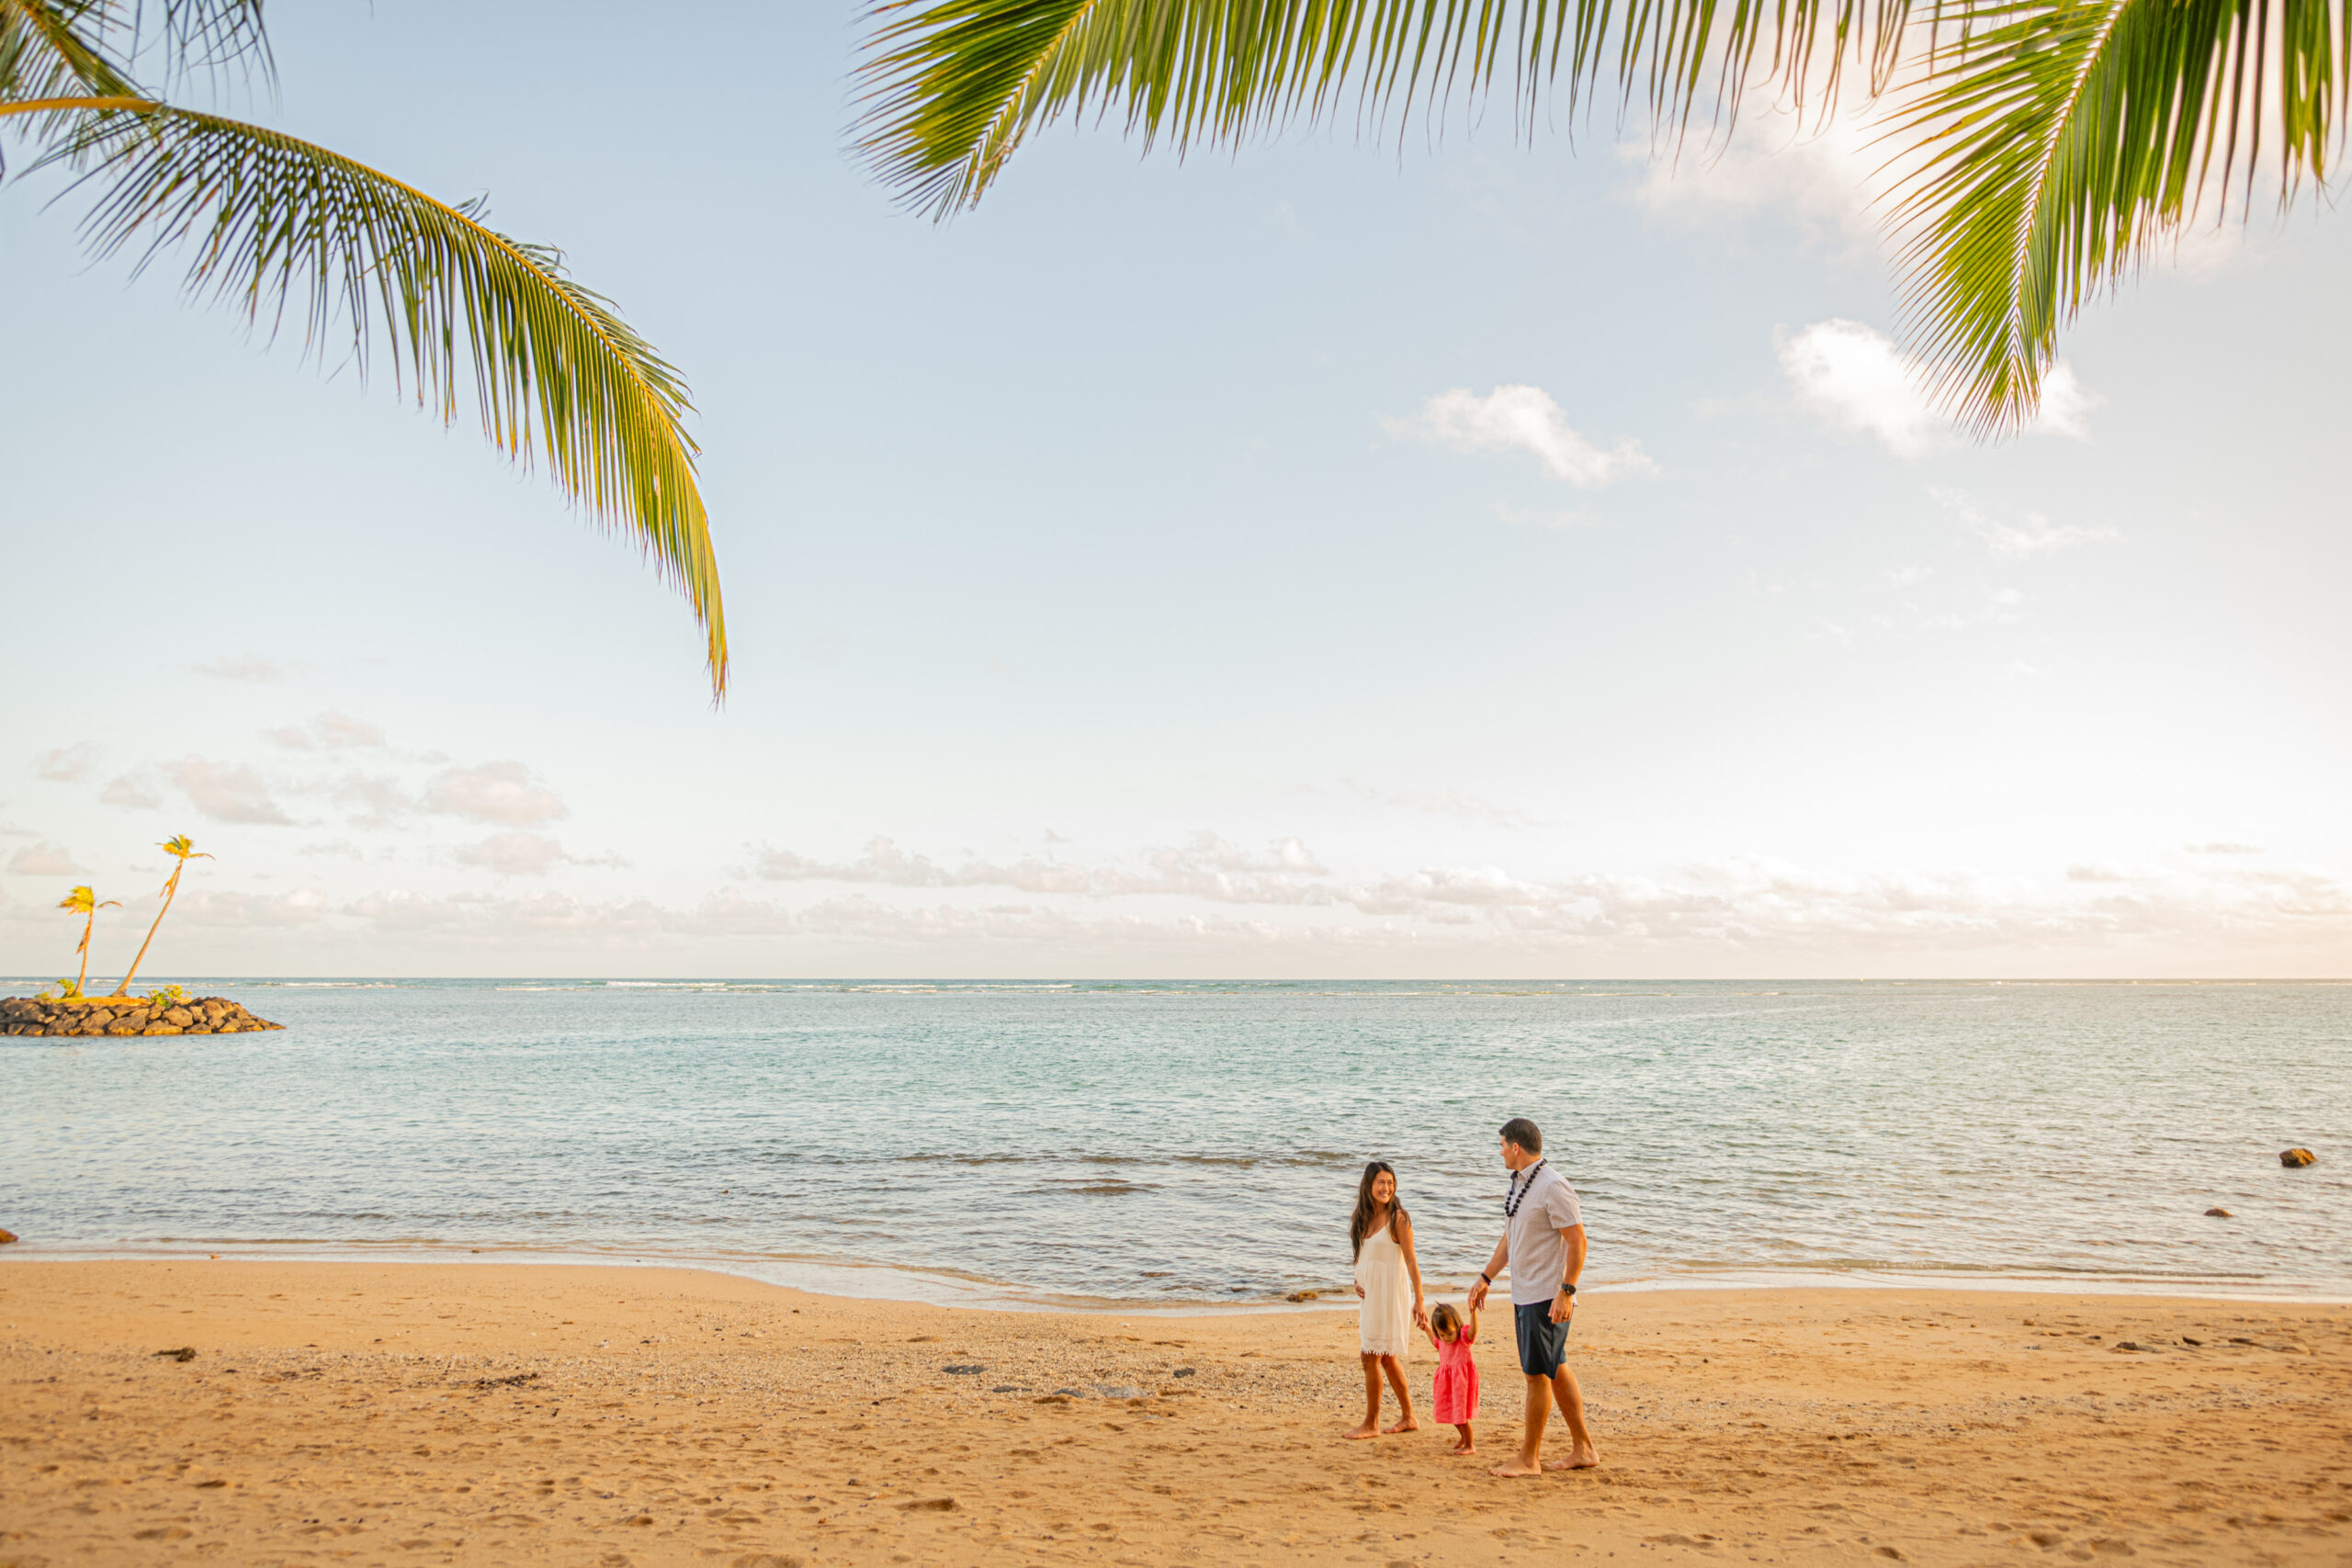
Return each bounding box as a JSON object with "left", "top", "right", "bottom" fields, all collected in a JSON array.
[{"left": 1504, "top": 1161, "right": 1584, "bottom": 1306}]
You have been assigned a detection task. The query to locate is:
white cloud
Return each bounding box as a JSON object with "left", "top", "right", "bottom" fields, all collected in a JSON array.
[
  {"left": 1779, "top": 321, "right": 2098, "bottom": 455},
  {"left": 1779, "top": 320, "right": 1943, "bottom": 456},
  {"left": 2185, "top": 841, "right": 2264, "bottom": 856},
  {"left": 35, "top": 743, "right": 97, "bottom": 783},
  {"left": 2034, "top": 364, "right": 2098, "bottom": 439},
  {"left": 1341, "top": 779, "right": 1542, "bottom": 829},
  {"left": 100, "top": 773, "right": 162, "bottom": 810},
  {"left": 171, "top": 886, "right": 333, "bottom": 928},
  {"left": 1623, "top": 105, "right": 1886, "bottom": 246},
  {"left": 422, "top": 761, "right": 568, "bottom": 828},
  {"left": 450, "top": 831, "right": 626, "bottom": 876},
  {"left": 6, "top": 825, "right": 2344, "bottom": 970},
  {"left": 1931, "top": 489, "right": 2120, "bottom": 558},
  {"left": 1389, "top": 386, "right": 1658, "bottom": 488},
  {"left": 329, "top": 773, "right": 414, "bottom": 829},
  {"left": 742, "top": 832, "right": 1329, "bottom": 904},
  {"left": 266, "top": 712, "right": 388, "bottom": 751},
  {"left": 7, "top": 840, "right": 85, "bottom": 876},
  {"left": 190, "top": 655, "right": 289, "bottom": 682},
  {"left": 173, "top": 757, "right": 294, "bottom": 826}
]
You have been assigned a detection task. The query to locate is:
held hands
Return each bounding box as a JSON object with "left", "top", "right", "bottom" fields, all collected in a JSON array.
[
  {"left": 1411, "top": 1299, "right": 1430, "bottom": 1332},
  {"left": 1354, "top": 1283, "right": 1365, "bottom": 1300},
  {"left": 1466, "top": 1278, "right": 1490, "bottom": 1313}
]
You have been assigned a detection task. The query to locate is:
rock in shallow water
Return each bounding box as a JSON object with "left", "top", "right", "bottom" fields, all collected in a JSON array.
[{"left": 2279, "top": 1147, "right": 2316, "bottom": 1168}]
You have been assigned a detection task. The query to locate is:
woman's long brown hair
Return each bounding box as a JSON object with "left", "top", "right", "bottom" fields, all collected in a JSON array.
[{"left": 1350, "top": 1160, "right": 1408, "bottom": 1260}]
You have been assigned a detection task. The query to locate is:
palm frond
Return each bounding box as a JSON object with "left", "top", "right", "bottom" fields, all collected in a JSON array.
[
  {"left": 0, "top": 0, "right": 142, "bottom": 102},
  {"left": 42, "top": 103, "right": 727, "bottom": 697},
  {"left": 854, "top": 0, "right": 1925, "bottom": 219},
  {"left": 0, "top": 0, "right": 266, "bottom": 101},
  {"left": 1889, "top": 0, "right": 2346, "bottom": 434}
]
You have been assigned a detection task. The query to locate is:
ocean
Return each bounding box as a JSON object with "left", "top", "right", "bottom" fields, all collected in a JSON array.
[{"left": 5, "top": 978, "right": 2345, "bottom": 1305}]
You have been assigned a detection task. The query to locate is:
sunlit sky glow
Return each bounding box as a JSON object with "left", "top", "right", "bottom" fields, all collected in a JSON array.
[{"left": 5, "top": 3, "right": 2347, "bottom": 977}]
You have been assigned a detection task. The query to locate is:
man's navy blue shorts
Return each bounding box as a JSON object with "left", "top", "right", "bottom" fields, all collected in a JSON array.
[{"left": 1513, "top": 1300, "right": 1569, "bottom": 1376}]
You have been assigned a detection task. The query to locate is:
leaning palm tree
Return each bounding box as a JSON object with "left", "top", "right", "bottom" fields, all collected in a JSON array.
[
  {"left": 2, "top": 0, "right": 726, "bottom": 697},
  {"left": 854, "top": 0, "right": 2347, "bottom": 434},
  {"left": 111, "top": 835, "right": 211, "bottom": 997},
  {"left": 56, "top": 884, "right": 121, "bottom": 997}
]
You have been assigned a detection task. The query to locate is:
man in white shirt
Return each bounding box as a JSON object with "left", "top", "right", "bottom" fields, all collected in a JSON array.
[{"left": 1466, "top": 1116, "right": 1600, "bottom": 1477}]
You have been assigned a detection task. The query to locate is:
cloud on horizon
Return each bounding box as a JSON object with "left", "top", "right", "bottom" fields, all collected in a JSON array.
[
  {"left": 35, "top": 743, "right": 97, "bottom": 784},
  {"left": 7, "top": 848, "right": 2330, "bottom": 968},
  {"left": 174, "top": 757, "right": 295, "bottom": 826},
  {"left": 7, "top": 840, "right": 85, "bottom": 876},
  {"left": 190, "top": 655, "right": 292, "bottom": 683},
  {"left": 266, "top": 712, "right": 388, "bottom": 751}
]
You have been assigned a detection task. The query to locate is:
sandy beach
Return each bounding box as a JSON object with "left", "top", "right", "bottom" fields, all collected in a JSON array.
[{"left": 2, "top": 1261, "right": 2346, "bottom": 1567}]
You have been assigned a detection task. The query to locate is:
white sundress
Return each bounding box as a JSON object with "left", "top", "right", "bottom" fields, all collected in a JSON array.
[{"left": 1355, "top": 1223, "right": 1413, "bottom": 1359}]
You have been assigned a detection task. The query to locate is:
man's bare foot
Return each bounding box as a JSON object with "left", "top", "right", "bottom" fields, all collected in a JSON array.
[
  {"left": 1341, "top": 1422, "right": 1380, "bottom": 1440},
  {"left": 1488, "top": 1459, "right": 1544, "bottom": 1478},
  {"left": 1384, "top": 1417, "right": 1421, "bottom": 1435},
  {"left": 1544, "top": 1441, "right": 1601, "bottom": 1471}
]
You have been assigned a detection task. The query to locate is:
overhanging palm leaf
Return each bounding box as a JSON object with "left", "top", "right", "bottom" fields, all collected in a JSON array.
[
  {"left": 856, "top": 0, "right": 1925, "bottom": 220},
  {"left": 4, "top": 0, "right": 726, "bottom": 698},
  {"left": 17, "top": 101, "right": 727, "bottom": 694},
  {"left": 1888, "top": 0, "right": 2346, "bottom": 434}
]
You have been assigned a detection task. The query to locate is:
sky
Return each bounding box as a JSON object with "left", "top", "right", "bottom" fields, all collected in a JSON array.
[{"left": 4, "top": 2, "right": 2348, "bottom": 979}]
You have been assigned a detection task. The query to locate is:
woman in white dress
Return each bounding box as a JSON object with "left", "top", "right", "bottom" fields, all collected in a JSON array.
[{"left": 1345, "top": 1160, "right": 1428, "bottom": 1439}]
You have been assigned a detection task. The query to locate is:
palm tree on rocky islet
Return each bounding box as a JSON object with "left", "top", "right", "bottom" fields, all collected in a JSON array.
[
  {"left": 111, "top": 836, "right": 210, "bottom": 998},
  {"left": 56, "top": 885, "right": 120, "bottom": 998}
]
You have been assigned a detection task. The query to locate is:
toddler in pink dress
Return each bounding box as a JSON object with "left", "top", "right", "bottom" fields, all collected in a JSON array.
[{"left": 1427, "top": 1299, "right": 1481, "bottom": 1454}]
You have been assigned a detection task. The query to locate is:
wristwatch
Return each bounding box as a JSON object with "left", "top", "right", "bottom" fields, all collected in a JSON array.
[{"left": 1556, "top": 1283, "right": 1577, "bottom": 1297}]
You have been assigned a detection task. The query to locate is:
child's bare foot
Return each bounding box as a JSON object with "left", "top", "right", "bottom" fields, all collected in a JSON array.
[
  {"left": 1448, "top": 1441, "right": 1476, "bottom": 1456},
  {"left": 1341, "top": 1422, "right": 1380, "bottom": 1440},
  {"left": 1383, "top": 1416, "right": 1421, "bottom": 1435}
]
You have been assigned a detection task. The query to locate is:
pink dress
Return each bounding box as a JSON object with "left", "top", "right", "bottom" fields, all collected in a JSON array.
[{"left": 1430, "top": 1328, "right": 1479, "bottom": 1424}]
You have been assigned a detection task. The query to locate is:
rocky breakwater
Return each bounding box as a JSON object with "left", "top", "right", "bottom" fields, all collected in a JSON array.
[{"left": 2, "top": 996, "right": 284, "bottom": 1037}]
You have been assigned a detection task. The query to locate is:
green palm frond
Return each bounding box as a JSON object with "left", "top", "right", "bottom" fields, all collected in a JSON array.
[
  {"left": 38, "top": 103, "right": 727, "bottom": 696},
  {"left": 1888, "top": 0, "right": 2346, "bottom": 434},
  {"left": 1, "top": 1, "right": 140, "bottom": 101},
  {"left": 855, "top": 0, "right": 1928, "bottom": 219},
  {"left": 0, "top": 0, "right": 264, "bottom": 99}
]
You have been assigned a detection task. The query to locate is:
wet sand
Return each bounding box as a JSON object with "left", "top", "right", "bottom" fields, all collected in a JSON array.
[{"left": 2, "top": 1259, "right": 2346, "bottom": 1566}]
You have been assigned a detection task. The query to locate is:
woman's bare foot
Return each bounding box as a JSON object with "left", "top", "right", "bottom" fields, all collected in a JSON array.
[
  {"left": 1543, "top": 1440, "right": 1601, "bottom": 1470},
  {"left": 1383, "top": 1416, "right": 1421, "bottom": 1435},
  {"left": 1341, "top": 1422, "right": 1381, "bottom": 1440}
]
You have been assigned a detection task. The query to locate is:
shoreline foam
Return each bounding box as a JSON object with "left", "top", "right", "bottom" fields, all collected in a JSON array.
[{"left": 8, "top": 1238, "right": 2346, "bottom": 1312}]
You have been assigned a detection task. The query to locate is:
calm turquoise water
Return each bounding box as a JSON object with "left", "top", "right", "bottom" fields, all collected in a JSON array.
[{"left": 4, "top": 979, "right": 2346, "bottom": 1303}]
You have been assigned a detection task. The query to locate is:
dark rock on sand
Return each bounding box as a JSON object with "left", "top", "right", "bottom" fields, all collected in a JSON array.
[
  {"left": 1, "top": 995, "right": 284, "bottom": 1038},
  {"left": 2279, "top": 1147, "right": 2316, "bottom": 1168}
]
